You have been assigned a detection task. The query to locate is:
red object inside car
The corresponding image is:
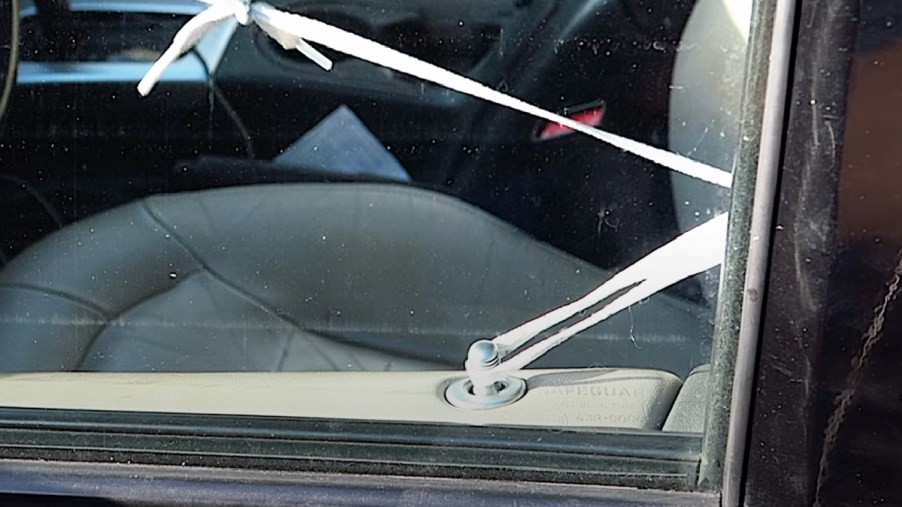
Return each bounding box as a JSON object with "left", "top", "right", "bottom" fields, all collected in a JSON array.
[{"left": 536, "top": 104, "right": 606, "bottom": 141}]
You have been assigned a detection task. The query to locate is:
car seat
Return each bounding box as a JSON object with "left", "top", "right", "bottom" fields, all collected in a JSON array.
[{"left": 0, "top": 183, "right": 710, "bottom": 374}]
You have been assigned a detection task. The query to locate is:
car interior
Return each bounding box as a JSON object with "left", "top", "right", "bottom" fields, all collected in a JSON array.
[{"left": 0, "top": 0, "right": 749, "bottom": 431}]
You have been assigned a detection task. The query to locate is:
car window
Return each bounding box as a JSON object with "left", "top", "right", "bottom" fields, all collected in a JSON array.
[{"left": 0, "top": 0, "right": 775, "bottom": 496}]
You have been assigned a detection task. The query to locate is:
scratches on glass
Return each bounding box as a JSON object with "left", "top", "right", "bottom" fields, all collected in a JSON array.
[{"left": 137, "top": 0, "right": 733, "bottom": 392}]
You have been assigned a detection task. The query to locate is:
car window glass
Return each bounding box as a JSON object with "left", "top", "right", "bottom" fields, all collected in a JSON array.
[{"left": 0, "top": 0, "right": 768, "bottom": 492}]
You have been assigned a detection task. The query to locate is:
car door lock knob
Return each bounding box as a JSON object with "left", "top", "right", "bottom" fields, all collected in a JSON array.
[{"left": 445, "top": 340, "right": 527, "bottom": 410}]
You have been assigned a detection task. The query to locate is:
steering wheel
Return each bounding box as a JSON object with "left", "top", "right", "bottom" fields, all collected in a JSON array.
[{"left": 0, "top": 0, "right": 18, "bottom": 125}]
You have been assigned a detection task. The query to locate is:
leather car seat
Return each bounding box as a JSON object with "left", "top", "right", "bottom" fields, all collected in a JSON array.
[{"left": 0, "top": 183, "right": 710, "bottom": 374}]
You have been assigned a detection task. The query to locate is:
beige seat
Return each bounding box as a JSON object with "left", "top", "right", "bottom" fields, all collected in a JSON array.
[{"left": 0, "top": 183, "right": 709, "bottom": 374}]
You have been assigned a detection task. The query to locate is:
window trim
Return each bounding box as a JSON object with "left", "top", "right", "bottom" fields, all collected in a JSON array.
[
  {"left": 0, "top": 408, "right": 704, "bottom": 490},
  {"left": 0, "top": 458, "right": 720, "bottom": 507},
  {"left": 741, "top": 0, "right": 862, "bottom": 504},
  {"left": 714, "top": 0, "right": 798, "bottom": 503}
]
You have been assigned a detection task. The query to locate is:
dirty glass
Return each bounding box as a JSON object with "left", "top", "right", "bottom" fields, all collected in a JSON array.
[{"left": 0, "top": 0, "right": 761, "bottom": 481}]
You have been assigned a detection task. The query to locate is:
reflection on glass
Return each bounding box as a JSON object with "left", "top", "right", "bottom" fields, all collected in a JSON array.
[{"left": 0, "top": 0, "right": 753, "bottom": 434}]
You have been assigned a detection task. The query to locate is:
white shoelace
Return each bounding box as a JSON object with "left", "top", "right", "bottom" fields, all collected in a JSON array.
[{"left": 138, "top": 0, "right": 731, "bottom": 391}]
